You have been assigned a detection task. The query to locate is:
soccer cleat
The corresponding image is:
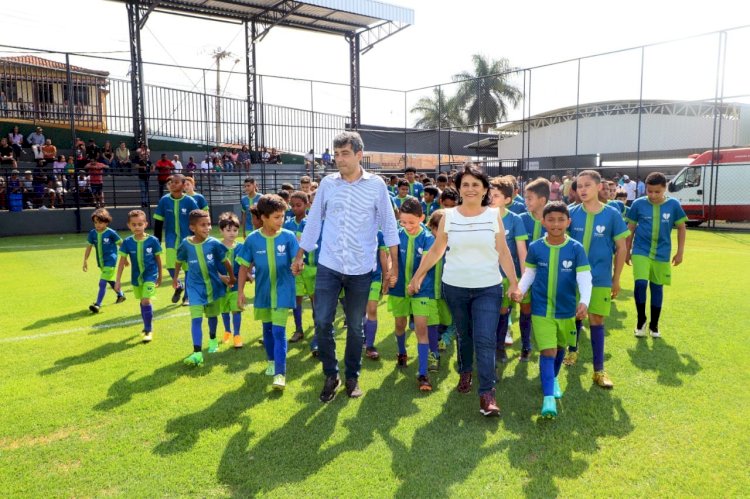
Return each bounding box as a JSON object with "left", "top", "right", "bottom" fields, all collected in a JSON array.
[
  {"left": 207, "top": 338, "right": 219, "bottom": 353},
  {"left": 479, "top": 390, "right": 500, "bottom": 416},
  {"left": 171, "top": 286, "right": 183, "bottom": 304},
  {"left": 181, "top": 296, "right": 190, "bottom": 307},
  {"left": 396, "top": 353, "right": 408, "bottom": 368},
  {"left": 418, "top": 375, "right": 433, "bottom": 392},
  {"left": 496, "top": 348, "right": 508, "bottom": 365},
  {"left": 142, "top": 332, "right": 153, "bottom": 343},
  {"left": 634, "top": 324, "right": 648, "bottom": 338},
  {"left": 456, "top": 372, "right": 472, "bottom": 394},
  {"left": 223, "top": 331, "right": 232, "bottom": 343},
  {"left": 541, "top": 396, "right": 557, "bottom": 418},
  {"left": 563, "top": 351, "right": 578, "bottom": 366},
  {"left": 649, "top": 328, "right": 661, "bottom": 339},
  {"left": 520, "top": 348, "right": 531, "bottom": 362},
  {"left": 320, "top": 375, "right": 341, "bottom": 403},
  {"left": 116, "top": 295, "right": 126, "bottom": 304},
  {"left": 438, "top": 338, "right": 446, "bottom": 352},
  {"left": 345, "top": 378, "right": 363, "bottom": 398},
  {"left": 183, "top": 352, "right": 204, "bottom": 367},
  {"left": 504, "top": 332, "right": 513, "bottom": 346},
  {"left": 89, "top": 303, "right": 101, "bottom": 314},
  {"left": 233, "top": 335, "right": 244, "bottom": 349},
  {"left": 289, "top": 330, "right": 304, "bottom": 343},
  {"left": 310, "top": 346, "right": 320, "bottom": 358},
  {"left": 365, "top": 346, "right": 380, "bottom": 360},
  {"left": 272, "top": 374, "right": 286, "bottom": 390},
  {"left": 427, "top": 352, "right": 440, "bottom": 372},
  {"left": 592, "top": 370, "right": 614, "bottom": 389},
  {"left": 265, "top": 361, "right": 275, "bottom": 376},
  {"left": 553, "top": 378, "right": 563, "bottom": 399}
]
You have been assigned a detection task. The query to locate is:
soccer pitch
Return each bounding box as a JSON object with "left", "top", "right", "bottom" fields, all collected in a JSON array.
[{"left": 1, "top": 230, "right": 748, "bottom": 497}]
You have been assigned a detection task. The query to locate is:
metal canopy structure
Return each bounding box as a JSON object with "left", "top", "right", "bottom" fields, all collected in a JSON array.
[{"left": 111, "top": 0, "right": 414, "bottom": 147}]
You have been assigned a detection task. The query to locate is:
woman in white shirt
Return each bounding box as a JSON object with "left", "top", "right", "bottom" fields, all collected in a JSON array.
[{"left": 409, "top": 164, "right": 519, "bottom": 417}]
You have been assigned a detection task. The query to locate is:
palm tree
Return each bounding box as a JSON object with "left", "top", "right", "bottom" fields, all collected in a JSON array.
[
  {"left": 410, "top": 87, "right": 466, "bottom": 129},
  {"left": 453, "top": 54, "right": 522, "bottom": 132}
]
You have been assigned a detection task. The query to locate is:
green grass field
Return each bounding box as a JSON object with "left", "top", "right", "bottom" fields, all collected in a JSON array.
[{"left": 1, "top": 229, "right": 748, "bottom": 497}]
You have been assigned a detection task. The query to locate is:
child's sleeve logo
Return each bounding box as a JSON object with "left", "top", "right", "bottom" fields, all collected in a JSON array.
[
  {"left": 562, "top": 260, "right": 573, "bottom": 269},
  {"left": 277, "top": 244, "right": 286, "bottom": 253},
  {"left": 595, "top": 225, "right": 605, "bottom": 234}
]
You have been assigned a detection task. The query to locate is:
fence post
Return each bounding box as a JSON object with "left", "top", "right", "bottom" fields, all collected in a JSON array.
[{"left": 64, "top": 54, "right": 76, "bottom": 148}]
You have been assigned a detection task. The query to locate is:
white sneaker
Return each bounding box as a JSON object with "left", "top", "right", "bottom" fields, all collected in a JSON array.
[
  {"left": 634, "top": 325, "right": 647, "bottom": 338},
  {"left": 504, "top": 332, "right": 513, "bottom": 346},
  {"left": 649, "top": 328, "right": 661, "bottom": 339}
]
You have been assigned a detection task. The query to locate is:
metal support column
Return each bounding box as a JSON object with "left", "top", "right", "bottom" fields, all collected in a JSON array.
[
  {"left": 348, "top": 33, "right": 361, "bottom": 130},
  {"left": 245, "top": 20, "right": 259, "bottom": 151},
  {"left": 126, "top": 1, "right": 148, "bottom": 146}
]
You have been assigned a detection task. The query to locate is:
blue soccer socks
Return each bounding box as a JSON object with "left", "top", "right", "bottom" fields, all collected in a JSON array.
[
  {"left": 272, "top": 325, "right": 288, "bottom": 376},
  {"left": 590, "top": 325, "right": 605, "bottom": 372},
  {"left": 141, "top": 303, "right": 153, "bottom": 333}
]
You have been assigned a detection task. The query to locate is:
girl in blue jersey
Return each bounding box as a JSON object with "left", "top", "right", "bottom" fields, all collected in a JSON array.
[{"left": 237, "top": 194, "right": 299, "bottom": 391}]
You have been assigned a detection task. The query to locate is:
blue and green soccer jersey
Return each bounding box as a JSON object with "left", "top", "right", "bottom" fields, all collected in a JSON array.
[
  {"left": 409, "top": 181, "right": 424, "bottom": 200},
  {"left": 285, "top": 217, "right": 319, "bottom": 266},
  {"left": 422, "top": 200, "right": 440, "bottom": 218},
  {"left": 508, "top": 199, "right": 527, "bottom": 215},
  {"left": 217, "top": 240, "right": 242, "bottom": 293},
  {"left": 520, "top": 212, "right": 546, "bottom": 243},
  {"left": 392, "top": 226, "right": 434, "bottom": 299},
  {"left": 236, "top": 229, "right": 299, "bottom": 310},
  {"left": 175, "top": 236, "right": 229, "bottom": 306},
  {"left": 393, "top": 195, "right": 413, "bottom": 210},
  {"left": 569, "top": 203, "right": 630, "bottom": 287},
  {"left": 191, "top": 192, "right": 208, "bottom": 211},
  {"left": 118, "top": 235, "right": 162, "bottom": 285},
  {"left": 607, "top": 199, "right": 627, "bottom": 218},
  {"left": 240, "top": 193, "right": 262, "bottom": 231},
  {"left": 153, "top": 194, "right": 199, "bottom": 249},
  {"left": 626, "top": 197, "right": 687, "bottom": 262},
  {"left": 502, "top": 210, "right": 528, "bottom": 277},
  {"left": 371, "top": 231, "right": 387, "bottom": 283},
  {"left": 87, "top": 227, "right": 122, "bottom": 269},
  {"left": 430, "top": 254, "right": 447, "bottom": 300},
  {"left": 525, "top": 236, "right": 591, "bottom": 319}
]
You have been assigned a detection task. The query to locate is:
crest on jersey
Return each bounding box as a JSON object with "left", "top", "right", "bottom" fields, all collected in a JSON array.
[
  {"left": 207, "top": 254, "right": 214, "bottom": 261},
  {"left": 103, "top": 238, "right": 110, "bottom": 243},
  {"left": 181, "top": 208, "right": 187, "bottom": 214},
  {"left": 562, "top": 260, "right": 573, "bottom": 269},
  {"left": 595, "top": 225, "right": 605, "bottom": 234},
  {"left": 505, "top": 229, "right": 510, "bottom": 236},
  {"left": 663, "top": 213, "right": 671, "bottom": 220},
  {"left": 146, "top": 247, "right": 152, "bottom": 254},
  {"left": 417, "top": 247, "right": 423, "bottom": 255},
  {"left": 277, "top": 244, "right": 286, "bottom": 253}
]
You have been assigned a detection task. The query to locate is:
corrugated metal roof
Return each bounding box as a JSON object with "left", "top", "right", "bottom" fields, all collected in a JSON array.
[
  {"left": 107, "top": 0, "right": 413, "bottom": 34},
  {"left": 0, "top": 55, "right": 110, "bottom": 77}
]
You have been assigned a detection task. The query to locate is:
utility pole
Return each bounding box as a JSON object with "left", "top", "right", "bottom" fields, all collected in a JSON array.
[{"left": 211, "top": 47, "right": 238, "bottom": 144}]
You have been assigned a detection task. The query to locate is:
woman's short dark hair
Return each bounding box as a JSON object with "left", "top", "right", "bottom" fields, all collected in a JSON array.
[{"left": 453, "top": 163, "right": 491, "bottom": 206}]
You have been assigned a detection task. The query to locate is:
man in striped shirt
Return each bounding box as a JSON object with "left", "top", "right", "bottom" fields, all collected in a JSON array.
[{"left": 294, "top": 132, "right": 400, "bottom": 403}]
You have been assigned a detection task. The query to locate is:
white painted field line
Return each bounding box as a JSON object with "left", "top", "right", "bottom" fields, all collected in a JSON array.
[
  {"left": 1, "top": 311, "right": 191, "bottom": 343},
  {"left": 0, "top": 242, "right": 84, "bottom": 250}
]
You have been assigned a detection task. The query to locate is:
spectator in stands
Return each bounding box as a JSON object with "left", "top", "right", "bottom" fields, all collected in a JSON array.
[
  {"left": 172, "top": 154, "right": 183, "bottom": 173},
  {"left": 261, "top": 147, "right": 270, "bottom": 163},
  {"left": 269, "top": 148, "right": 282, "bottom": 164},
  {"left": 222, "top": 151, "right": 234, "bottom": 173},
  {"left": 52, "top": 155, "right": 67, "bottom": 178},
  {"left": 74, "top": 143, "right": 87, "bottom": 169},
  {"left": 227, "top": 149, "right": 239, "bottom": 173},
  {"left": 322, "top": 147, "right": 331, "bottom": 166},
  {"left": 8, "top": 170, "right": 22, "bottom": 196},
  {"left": 27, "top": 127, "right": 45, "bottom": 160},
  {"left": 8, "top": 126, "right": 23, "bottom": 159},
  {"left": 65, "top": 156, "right": 76, "bottom": 189},
  {"left": 185, "top": 156, "right": 197, "bottom": 174},
  {"left": 199, "top": 156, "right": 212, "bottom": 173},
  {"left": 32, "top": 166, "right": 48, "bottom": 209},
  {"left": 0, "top": 137, "right": 17, "bottom": 169},
  {"left": 636, "top": 176, "right": 645, "bottom": 198},
  {"left": 41, "top": 139, "right": 57, "bottom": 165},
  {"left": 238, "top": 145, "right": 251, "bottom": 172},
  {"left": 22, "top": 170, "right": 33, "bottom": 208},
  {"left": 622, "top": 175, "right": 637, "bottom": 206},
  {"left": 136, "top": 142, "right": 151, "bottom": 166},
  {"left": 86, "top": 157, "right": 107, "bottom": 208},
  {"left": 213, "top": 158, "right": 225, "bottom": 187},
  {"left": 101, "top": 141, "right": 115, "bottom": 166},
  {"left": 86, "top": 139, "right": 100, "bottom": 161},
  {"left": 50, "top": 176, "right": 65, "bottom": 208},
  {"left": 136, "top": 160, "right": 150, "bottom": 208},
  {"left": 77, "top": 171, "right": 91, "bottom": 204},
  {"left": 153, "top": 153, "right": 174, "bottom": 198},
  {"left": 115, "top": 142, "right": 132, "bottom": 169},
  {"left": 304, "top": 148, "right": 314, "bottom": 173}
]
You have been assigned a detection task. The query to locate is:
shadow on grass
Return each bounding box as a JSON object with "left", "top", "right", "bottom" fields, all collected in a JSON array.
[
  {"left": 23, "top": 309, "right": 92, "bottom": 331},
  {"left": 39, "top": 335, "right": 140, "bottom": 376},
  {"left": 627, "top": 339, "right": 701, "bottom": 386}
]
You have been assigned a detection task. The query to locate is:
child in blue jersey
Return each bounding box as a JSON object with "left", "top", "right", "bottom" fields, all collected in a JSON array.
[
  {"left": 363, "top": 230, "right": 391, "bottom": 360},
  {"left": 218, "top": 212, "right": 244, "bottom": 349},
  {"left": 184, "top": 176, "right": 208, "bottom": 211},
  {"left": 426, "top": 210, "right": 454, "bottom": 351},
  {"left": 393, "top": 179, "right": 412, "bottom": 209},
  {"left": 422, "top": 186, "right": 440, "bottom": 219},
  {"left": 404, "top": 166, "right": 424, "bottom": 200},
  {"left": 175, "top": 210, "right": 235, "bottom": 367},
  {"left": 114, "top": 210, "right": 163, "bottom": 343},
  {"left": 517, "top": 177, "right": 550, "bottom": 361},
  {"left": 626, "top": 172, "right": 687, "bottom": 339},
  {"left": 284, "top": 191, "right": 311, "bottom": 343},
  {"left": 387, "top": 175, "right": 399, "bottom": 196},
  {"left": 513, "top": 202, "right": 592, "bottom": 418},
  {"left": 508, "top": 176, "right": 528, "bottom": 215},
  {"left": 389, "top": 197, "right": 438, "bottom": 392},
  {"left": 567, "top": 171, "right": 630, "bottom": 388},
  {"left": 488, "top": 177, "right": 528, "bottom": 363},
  {"left": 83, "top": 208, "right": 126, "bottom": 313},
  {"left": 240, "top": 177, "right": 262, "bottom": 238},
  {"left": 237, "top": 194, "right": 299, "bottom": 391},
  {"left": 153, "top": 173, "right": 199, "bottom": 306},
  {"left": 606, "top": 181, "right": 627, "bottom": 217},
  {"left": 615, "top": 191, "right": 629, "bottom": 219},
  {"left": 439, "top": 187, "right": 458, "bottom": 208}
]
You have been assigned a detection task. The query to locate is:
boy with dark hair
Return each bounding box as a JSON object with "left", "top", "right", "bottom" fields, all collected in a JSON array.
[
  {"left": 626, "top": 172, "right": 687, "bottom": 339},
  {"left": 240, "top": 177, "right": 262, "bottom": 238},
  {"left": 439, "top": 186, "right": 459, "bottom": 208},
  {"left": 175, "top": 210, "right": 234, "bottom": 366},
  {"left": 285, "top": 191, "right": 312, "bottom": 343},
  {"left": 567, "top": 170, "right": 630, "bottom": 388},
  {"left": 115, "top": 210, "right": 163, "bottom": 342},
  {"left": 393, "top": 179, "right": 412, "bottom": 209},
  {"left": 422, "top": 186, "right": 440, "bottom": 218},
  {"left": 389, "top": 197, "right": 438, "bottom": 391},
  {"left": 513, "top": 201, "right": 592, "bottom": 418},
  {"left": 387, "top": 175, "right": 399, "bottom": 196},
  {"left": 404, "top": 166, "right": 424, "bottom": 200},
  {"left": 218, "top": 212, "right": 244, "bottom": 348},
  {"left": 506, "top": 175, "right": 527, "bottom": 215},
  {"left": 153, "top": 173, "right": 199, "bottom": 306},
  {"left": 436, "top": 174, "right": 448, "bottom": 192},
  {"left": 83, "top": 208, "right": 126, "bottom": 313}
]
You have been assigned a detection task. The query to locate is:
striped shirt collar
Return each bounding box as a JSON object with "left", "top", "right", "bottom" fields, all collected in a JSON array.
[{"left": 328, "top": 166, "right": 373, "bottom": 183}]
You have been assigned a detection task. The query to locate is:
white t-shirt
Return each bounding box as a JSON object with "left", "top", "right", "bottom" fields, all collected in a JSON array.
[
  {"left": 624, "top": 180, "right": 637, "bottom": 201},
  {"left": 200, "top": 160, "right": 211, "bottom": 171},
  {"left": 173, "top": 160, "right": 183, "bottom": 172},
  {"left": 441, "top": 206, "right": 502, "bottom": 288}
]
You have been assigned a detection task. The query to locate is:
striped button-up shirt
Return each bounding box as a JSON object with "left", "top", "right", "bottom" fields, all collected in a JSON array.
[{"left": 300, "top": 167, "right": 399, "bottom": 275}]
